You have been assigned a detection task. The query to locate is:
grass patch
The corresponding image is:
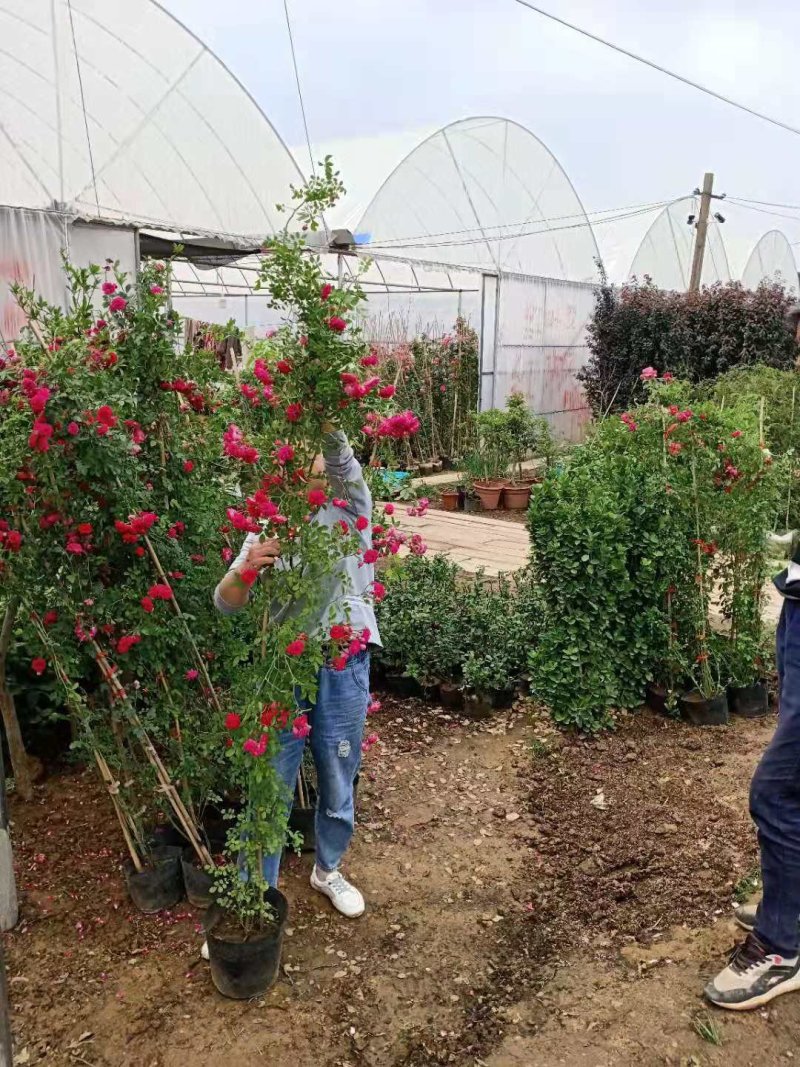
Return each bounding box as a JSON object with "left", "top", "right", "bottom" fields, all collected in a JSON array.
[
  {"left": 693, "top": 1012, "right": 724, "bottom": 1046},
  {"left": 733, "top": 867, "right": 761, "bottom": 905}
]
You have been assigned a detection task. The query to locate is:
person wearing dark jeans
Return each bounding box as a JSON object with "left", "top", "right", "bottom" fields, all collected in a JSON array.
[{"left": 705, "top": 564, "right": 800, "bottom": 1009}]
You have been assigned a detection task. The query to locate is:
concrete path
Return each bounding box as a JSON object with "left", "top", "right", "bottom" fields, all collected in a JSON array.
[{"left": 397, "top": 509, "right": 529, "bottom": 577}]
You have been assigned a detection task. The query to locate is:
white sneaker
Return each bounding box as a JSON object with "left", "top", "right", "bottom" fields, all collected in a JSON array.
[
  {"left": 310, "top": 865, "right": 365, "bottom": 918},
  {"left": 200, "top": 940, "right": 209, "bottom": 961}
]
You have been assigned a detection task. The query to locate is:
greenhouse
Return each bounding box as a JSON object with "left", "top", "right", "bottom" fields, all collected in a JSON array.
[{"left": 5, "top": 2, "right": 800, "bottom": 1063}]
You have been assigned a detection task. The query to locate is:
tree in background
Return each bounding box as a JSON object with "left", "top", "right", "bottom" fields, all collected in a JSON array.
[{"left": 578, "top": 274, "right": 799, "bottom": 418}]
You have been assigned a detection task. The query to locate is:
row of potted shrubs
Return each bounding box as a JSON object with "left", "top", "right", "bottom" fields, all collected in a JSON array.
[{"left": 374, "top": 555, "right": 538, "bottom": 717}]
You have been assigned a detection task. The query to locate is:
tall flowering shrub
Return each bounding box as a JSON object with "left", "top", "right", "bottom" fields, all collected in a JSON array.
[
  {"left": 206, "top": 160, "right": 424, "bottom": 926},
  {"left": 528, "top": 368, "right": 779, "bottom": 728},
  {"left": 0, "top": 259, "right": 242, "bottom": 852},
  {"left": 370, "top": 318, "right": 479, "bottom": 467}
]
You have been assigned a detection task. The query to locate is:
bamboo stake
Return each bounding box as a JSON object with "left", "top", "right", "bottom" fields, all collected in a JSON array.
[
  {"left": 91, "top": 641, "right": 213, "bottom": 868},
  {"left": 94, "top": 751, "right": 144, "bottom": 872},
  {"left": 156, "top": 671, "right": 197, "bottom": 828},
  {"left": 31, "top": 614, "right": 146, "bottom": 869},
  {"left": 142, "top": 535, "right": 223, "bottom": 715}
]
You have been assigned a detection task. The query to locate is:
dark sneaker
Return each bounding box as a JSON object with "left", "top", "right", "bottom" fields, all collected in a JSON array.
[
  {"left": 734, "top": 904, "right": 757, "bottom": 933},
  {"left": 705, "top": 933, "right": 800, "bottom": 1011},
  {"left": 733, "top": 904, "right": 800, "bottom": 936}
]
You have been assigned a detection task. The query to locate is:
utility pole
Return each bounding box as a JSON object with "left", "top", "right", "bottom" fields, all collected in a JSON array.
[{"left": 688, "top": 172, "right": 714, "bottom": 292}]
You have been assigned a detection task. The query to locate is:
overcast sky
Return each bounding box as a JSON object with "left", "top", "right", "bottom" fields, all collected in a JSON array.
[{"left": 160, "top": 0, "right": 800, "bottom": 269}]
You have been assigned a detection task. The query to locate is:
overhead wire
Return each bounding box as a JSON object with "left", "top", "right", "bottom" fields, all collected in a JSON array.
[
  {"left": 363, "top": 197, "right": 675, "bottom": 249},
  {"left": 366, "top": 201, "right": 677, "bottom": 252},
  {"left": 283, "top": 0, "right": 315, "bottom": 177},
  {"left": 513, "top": 0, "right": 800, "bottom": 141}
]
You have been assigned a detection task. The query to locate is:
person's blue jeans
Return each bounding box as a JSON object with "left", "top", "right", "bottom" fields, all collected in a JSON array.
[
  {"left": 751, "top": 600, "right": 800, "bottom": 956},
  {"left": 260, "top": 650, "right": 370, "bottom": 887}
]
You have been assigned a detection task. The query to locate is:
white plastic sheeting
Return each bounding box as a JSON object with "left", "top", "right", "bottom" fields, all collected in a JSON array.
[
  {"left": 169, "top": 250, "right": 481, "bottom": 340},
  {"left": 741, "top": 230, "right": 798, "bottom": 294},
  {"left": 484, "top": 271, "right": 595, "bottom": 441},
  {"left": 0, "top": 206, "right": 68, "bottom": 340},
  {"left": 0, "top": 0, "right": 301, "bottom": 235},
  {"left": 628, "top": 197, "right": 730, "bottom": 290},
  {"left": 356, "top": 117, "right": 600, "bottom": 283}
]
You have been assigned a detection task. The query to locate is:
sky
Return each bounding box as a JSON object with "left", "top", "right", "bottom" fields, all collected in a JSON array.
[{"left": 158, "top": 0, "right": 800, "bottom": 274}]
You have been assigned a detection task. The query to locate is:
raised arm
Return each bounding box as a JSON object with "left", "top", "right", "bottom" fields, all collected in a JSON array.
[
  {"left": 214, "top": 533, "right": 281, "bottom": 614},
  {"left": 323, "top": 429, "right": 372, "bottom": 518}
]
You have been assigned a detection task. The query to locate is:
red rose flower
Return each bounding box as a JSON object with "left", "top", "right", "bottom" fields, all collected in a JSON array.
[
  {"left": 285, "top": 403, "right": 303, "bottom": 423},
  {"left": 225, "top": 713, "right": 241, "bottom": 730},
  {"left": 117, "top": 634, "right": 141, "bottom": 654},
  {"left": 320, "top": 283, "right": 333, "bottom": 302},
  {"left": 326, "top": 316, "right": 347, "bottom": 333},
  {"left": 183, "top": 460, "right": 194, "bottom": 472},
  {"left": 286, "top": 637, "right": 306, "bottom": 657},
  {"left": 31, "top": 657, "right": 47, "bottom": 676},
  {"left": 147, "top": 583, "right": 172, "bottom": 600},
  {"left": 355, "top": 515, "right": 369, "bottom": 531},
  {"left": 108, "top": 295, "right": 127, "bottom": 312},
  {"left": 140, "top": 596, "right": 155, "bottom": 613},
  {"left": 307, "top": 488, "right": 327, "bottom": 508},
  {"left": 276, "top": 360, "right": 293, "bottom": 374},
  {"left": 43, "top": 610, "right": 59, "bottom": 626}
]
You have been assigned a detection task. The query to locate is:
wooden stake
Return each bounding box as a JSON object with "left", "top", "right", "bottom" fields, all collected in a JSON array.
[
  {"left": 142, "top": 536, "right": 223, "bottom": 714},
  {"left": 0, "top": 599, "right": 33, "bottom": 803},
  {"left": 91, "top": 642, "right": 213, "bottom": 868},
  {"left": 94, "top": 751, "right": 144, "bottom": 872}
]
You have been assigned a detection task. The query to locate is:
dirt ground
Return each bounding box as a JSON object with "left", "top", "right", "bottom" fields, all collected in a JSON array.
[{"left": 4, "top": 696, "right": 798, "bottom": 1067}]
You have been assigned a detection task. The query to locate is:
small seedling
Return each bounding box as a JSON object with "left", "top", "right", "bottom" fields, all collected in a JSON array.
[
  {"left": 530, "top": 738, "right": 550, "bottom": 759},
  {"left": 733, "top": 867, "right": 761, "bottom": 905},
  {"left": 693, "top": 1012, "right": 724, "bottom": 1046}
]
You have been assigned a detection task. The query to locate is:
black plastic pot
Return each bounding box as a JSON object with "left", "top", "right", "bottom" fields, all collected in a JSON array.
[
  {"left": 729, "top": 680, "right": 769, "bottom": 718},
  {"left": 181, "top": 836, "right": 225, "bottom": 909},
  {"left": 463, "top": 692, "right": 494, "bottom": 719},
  {"left": 287, "top": 775, "right": 360, "bottom": 854},
  {"left": 645, "top": 682, "right": 668, "bottom": 716},
  {"left": 150, "top": 822, "right": 189, "bottom": 850},
  {"left": 438, "top": 682, "right": 464, "bottom": 710},
  {"left": 463, "top": 495, "right": 481, "bottom": 514},
  {"left": 386, "top": 672, "right": 425, "bottom": 699},
  {"left": 679, "top": 689, "right": 729, "bottom": 727},
  {"left": 204, "top": 891, "right": 289, "bottom": 999},
  {"left": 125, "top": 845, "right": 184, "bottom": 913},
  {"left": 288, "top": 787, "right": 317, "bottom": 854}
]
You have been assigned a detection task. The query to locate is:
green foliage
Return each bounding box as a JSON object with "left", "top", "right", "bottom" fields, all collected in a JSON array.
[
  {"left": 579, "top": 275, "right": 799, "bottom": 418},
  {"left": 376, "top": 557, "right": 539, "bottom": 695},
  {"left": 0, "top": 159, "right": 417, "bottom": 928},
  {"left": 464, "top": 391, "right": 554, "bottom": 487},
  {"left": 370, "top": 318, "right": 479, "bottom": 466},
  {"left": 528, "top": 385, "right": 780, "bottom": 727}
]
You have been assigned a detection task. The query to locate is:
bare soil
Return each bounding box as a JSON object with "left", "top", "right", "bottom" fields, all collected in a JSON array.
[{"left": 4, "top": 697, "right": 798, "bottom": 1066}]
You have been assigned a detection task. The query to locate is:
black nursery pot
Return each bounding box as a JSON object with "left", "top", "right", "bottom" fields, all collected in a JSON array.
[
  {"left": 288, "top": 796, "right": 317, "bottom": 854},
  {"left": 386, "top": 672, "right": 426, "bottom": 699},
  {"left": 463, "top": 691, "right": 495, "bottom": 720},
  {"left": 149, "top": 822, "right": 189, "bottom": 850},
  {"left": 125, "top": 845, "right": 184, "bottom": 913},
  {"left": 181, "top": 841, "right": 225, "bottom": 910},
  {"left": 645, "top": 682, "right": 668, "bottom": 716},
  {"left": 438, "top": 682, "right": 464, "bottom": 710},
  {"left": 287, "top": 775, "right": 360, "bottom": 854},
  {"left": 729, "top": 680, "right": 769, "bottom": 718},
  {"left": 204, "top": 890, "right": 289, "bottom": 1000},
  {"left": 679, "top": 689, "right": 729, "bottom": 727}
]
